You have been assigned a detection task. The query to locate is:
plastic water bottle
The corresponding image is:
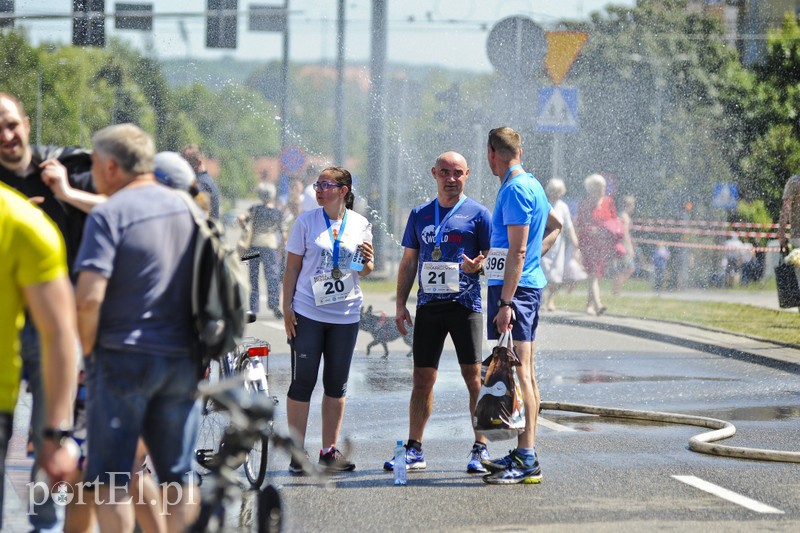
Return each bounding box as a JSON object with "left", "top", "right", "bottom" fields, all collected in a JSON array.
[
  {"left": 393, "top": 440, "right": 407, "bottom": 486},
  {"left": 349, "top": 244, "right": 365, "bottom": 272}
]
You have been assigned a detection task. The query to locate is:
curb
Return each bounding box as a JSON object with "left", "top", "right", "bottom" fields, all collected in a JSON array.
[{"left": 541, "top": 312, "right": 800, "bottom": 374}]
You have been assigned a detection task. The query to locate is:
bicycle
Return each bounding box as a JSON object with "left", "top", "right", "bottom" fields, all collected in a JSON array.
[
  {"left": 190, "top": 376, "right": 316, "bottom": 533},
  {"left": 195, "top": 250, "right": 275, "bottom": 490}
]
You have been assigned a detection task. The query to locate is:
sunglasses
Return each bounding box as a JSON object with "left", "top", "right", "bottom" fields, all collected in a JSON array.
[{"left": 313, "top": 181, "right": 343, "bottom": 192}]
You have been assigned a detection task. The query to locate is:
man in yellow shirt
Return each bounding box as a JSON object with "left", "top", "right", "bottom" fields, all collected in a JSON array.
[{"left": 0, "top": 182, "right": 79, "bottom": 528}]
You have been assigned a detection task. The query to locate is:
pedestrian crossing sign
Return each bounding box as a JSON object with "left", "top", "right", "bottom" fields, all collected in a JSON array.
[
  {"left": 712, "top": 183, "right": 738, "bottom": 210},
  {"left": 536, "top": 87, "right": 578, "bottom": 133}
]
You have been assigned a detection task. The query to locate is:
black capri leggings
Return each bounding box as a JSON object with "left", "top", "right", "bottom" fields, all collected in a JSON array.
[{"left": 287, "top": 312, "right": 360, "bottom": 402}]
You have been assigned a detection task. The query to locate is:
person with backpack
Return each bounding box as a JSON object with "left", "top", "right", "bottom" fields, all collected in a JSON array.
[
  {"left": 74, "top": 124, "right": 200, "bottom": 531},
  {"left": 239, "top": 182, "right": 285, "bottom": 319},
  {"left": 282, "top": 167, "right": 374, "bottom": 473}
]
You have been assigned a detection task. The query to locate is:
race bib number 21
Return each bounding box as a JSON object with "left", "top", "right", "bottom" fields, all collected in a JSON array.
[{"left": 484, "top": 248, "right": 508, "bottom": 281}]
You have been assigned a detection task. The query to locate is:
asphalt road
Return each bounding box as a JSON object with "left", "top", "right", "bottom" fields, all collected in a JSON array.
[{"left": 241, "top": 292, "right": 800, "bottom": 533}]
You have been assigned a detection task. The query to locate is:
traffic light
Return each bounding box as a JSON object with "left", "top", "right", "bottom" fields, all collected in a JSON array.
[
  {"left": 115, "top": 3, "right": 153, "bottom": 31},
  {"left": 73, "top": 0, "right": 105, "bottom": 47},
  {"left": 0, "top": 1, "right": 13, "bottom": 29},
  {"left": 207, "top": 0, "right": 238, "bottom": 49}
]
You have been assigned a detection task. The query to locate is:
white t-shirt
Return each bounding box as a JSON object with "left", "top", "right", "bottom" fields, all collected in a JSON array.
[{"left": 285, "top": 208, "right": 373, "bottom": 324}]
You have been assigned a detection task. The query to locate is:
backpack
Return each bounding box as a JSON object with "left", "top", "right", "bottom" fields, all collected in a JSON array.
[{"left": 177, "top": 193, "right": 250, "bottom": 371}]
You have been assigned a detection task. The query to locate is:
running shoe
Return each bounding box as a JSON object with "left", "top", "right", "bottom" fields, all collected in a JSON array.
[
  {"left": 467, "top": 444, "right": 490, "bottom": 474},
  {"left": 288, "top": 450, "right": 309, "bottom": 475},
  {"left": 383, "top": 446, "right": 427, "bottom": 471},
  {"left": 481, "top": 449, "right": 542, "bottom": 485},
  {"left": 319, "top": 447, "right": 356, "bottom": 472},
  {"left": 482, "top": 462, "right": 543, "bottom": 485},
  {"left": 481, "top": 449, "right": 520, "bottom": 473}
]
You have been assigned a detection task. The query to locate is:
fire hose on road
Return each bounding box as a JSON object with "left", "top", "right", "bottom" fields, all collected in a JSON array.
[{"left": 540, "top": 401, "right": 800, "bottom": 463}]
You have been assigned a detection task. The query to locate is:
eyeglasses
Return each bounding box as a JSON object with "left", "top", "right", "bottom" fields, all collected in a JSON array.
[{"left": 312, "top": 181, "right": 343, "bottom": 192}]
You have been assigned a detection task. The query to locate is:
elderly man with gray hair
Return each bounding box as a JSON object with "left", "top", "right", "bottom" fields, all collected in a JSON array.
[{"left": 75, "top": 124, "right": 199, "bottom": 532}]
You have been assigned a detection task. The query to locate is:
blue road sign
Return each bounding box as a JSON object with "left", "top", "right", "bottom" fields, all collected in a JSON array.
[
  {"left": 712, "top": 183, "right": 738, "bottom": 210},
  {"left": 536, "top": 87, "right": 578, "bottom": 133},
  {"left": 280, "top": 145, "right": 305, "bottom": 174}
]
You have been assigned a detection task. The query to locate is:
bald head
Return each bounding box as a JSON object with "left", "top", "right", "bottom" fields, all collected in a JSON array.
[
  {"left": 434, "top": 151, "right": 468, "bottom": 169},
  {"left": 432, "top": 151, "right": 469, "bottom": 206}
]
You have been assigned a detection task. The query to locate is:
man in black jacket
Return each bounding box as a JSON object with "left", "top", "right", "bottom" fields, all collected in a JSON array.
[{"left": 0, "top": 91, "right": 103, "bottom": 531}]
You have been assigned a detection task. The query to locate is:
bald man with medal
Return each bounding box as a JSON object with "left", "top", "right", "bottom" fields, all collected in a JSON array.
[{"left": 387, "top": 151, "right": 494, "bottom": 475}]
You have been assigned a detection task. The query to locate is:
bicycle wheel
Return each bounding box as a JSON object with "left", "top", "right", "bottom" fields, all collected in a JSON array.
[
  {"left": 240, "top": 355, "right": 271, "bottom": 490},
  {"left": 194, "top": 360, "right": 230, "bottom": 478}
]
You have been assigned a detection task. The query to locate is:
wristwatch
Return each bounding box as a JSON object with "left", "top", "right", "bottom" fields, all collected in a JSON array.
[
  {"left": 42, "top": 427, "right": 74, "bottom": 444},
  {"left": 497, "top": 299, "right": 513, "bottom": 308}
]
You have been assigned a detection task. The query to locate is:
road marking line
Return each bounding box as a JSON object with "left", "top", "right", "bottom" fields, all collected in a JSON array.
[
  {"left": 537, "top": 416, "right": 576, "bottom": 432},
  {"left": 672, "top": 475, "right": 784, "bottom": 514}
]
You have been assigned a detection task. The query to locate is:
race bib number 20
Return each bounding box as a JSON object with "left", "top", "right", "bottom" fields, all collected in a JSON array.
[
  {"left": 311, "top": 271, "right": 357, "bottom": 306},
  {"left": 484, "top": 248, "right": 508, "bottom": 281}
]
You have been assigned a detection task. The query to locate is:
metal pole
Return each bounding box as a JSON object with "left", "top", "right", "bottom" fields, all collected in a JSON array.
[
  {"left": 334, "top": 0, "right": 345, "bottom": 166},
  {"left": 368, "top": 0, "right": 387, "bottom": 270},
  {"left": 280, "top": 0, "right": 291, "bottom": 196}
]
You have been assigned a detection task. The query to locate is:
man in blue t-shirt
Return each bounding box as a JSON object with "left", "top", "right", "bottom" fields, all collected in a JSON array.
[
  {"left": 481, "top": 127, "right": 562, "bottom": 485},
  {"left": 75, "top": 124, "right": 199, "bottom": 530},
  {"left": 386, "top": 151, "right": 493, "bottom": 475}
]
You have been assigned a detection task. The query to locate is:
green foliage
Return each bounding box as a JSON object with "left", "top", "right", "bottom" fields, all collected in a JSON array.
[
  {"left": 173, "top": 83, "right": 280, "bottom": 198},
  {"left": 569, "top": 0, "right": 746, "bottom": 217},
  {"left": 0, "top": 31, "right": 280, "bottom": 206},
  {"left": 733, "top": 15, "right": 800, "bottom": 220}
]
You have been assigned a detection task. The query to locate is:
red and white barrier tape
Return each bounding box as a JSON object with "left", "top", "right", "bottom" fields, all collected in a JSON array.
[
  {"left": 635, "top": 218, "right": 784, "bottom": 230},
  {"left": 632, "top": 225, "right": 781, "bottom": 239},
  {"left": 633, "top": 237, "right": 780, "bottom": 253}
]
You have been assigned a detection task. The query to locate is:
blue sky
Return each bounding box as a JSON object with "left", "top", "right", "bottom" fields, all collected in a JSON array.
[{"left": 15, "top": 1, "right": 636, "bottom": 71}]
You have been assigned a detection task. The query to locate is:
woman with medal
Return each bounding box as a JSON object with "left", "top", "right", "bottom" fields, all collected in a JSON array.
[{"left": 282, "top": 167, "right": 374, "bottom": 473}]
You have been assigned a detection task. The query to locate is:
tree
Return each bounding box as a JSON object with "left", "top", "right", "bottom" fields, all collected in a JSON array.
[
  {"left": 733, "top": 15, "right": 800, "bottom": 219},
  {"left": 565, "top": 0, "right": 748, "bottom": 217}
]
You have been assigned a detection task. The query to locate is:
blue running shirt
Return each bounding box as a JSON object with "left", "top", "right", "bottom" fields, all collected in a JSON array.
[
  {"left": 489, "top": 173, "right": 551, "bottom": 289},
  {"left": 401, "top": 197, "right": 492, "bottom": 312}
]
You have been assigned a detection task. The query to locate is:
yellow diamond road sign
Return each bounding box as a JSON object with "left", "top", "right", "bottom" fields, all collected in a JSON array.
[{"left": 544, "top": 31, "right": 588, "bottom": 86}]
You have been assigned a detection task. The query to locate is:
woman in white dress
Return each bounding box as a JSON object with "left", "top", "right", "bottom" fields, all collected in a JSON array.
[{"left": 541, "top": 178, "right": 581, "bottom": 311}]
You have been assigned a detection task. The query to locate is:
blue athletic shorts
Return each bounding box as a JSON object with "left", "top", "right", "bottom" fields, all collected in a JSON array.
[
  {"left": 486, "top": 285, "right": 542, "bottom": 341},
  {"left": 83, "top": 348, "right": 200, "bottom": 486}
]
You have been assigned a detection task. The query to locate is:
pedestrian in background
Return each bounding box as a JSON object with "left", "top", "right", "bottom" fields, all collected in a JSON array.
[
  {"left": 240, "top": 182, "right": 285, "bottom": 319},
  {"left": 181, "top": 144, "right": 220, "bottom": 220},
  {"left": 652, "top": 242, "right": 671, "bottom": 292},
  {"left": 541, "top": 178, "right": 580, "bottom": 311},
  {"left": 481, "top": 127, "right": 562, "bottom": 484},
  {"left": 282, "top": 167, "right": 374, "bottom": 473},
  {"left": 778, "top": 174, "right": 800, "bottom": 253},
  {"left": 575, "top": 173, "right": 619, "bottom": 315},
  {"left": 613, "top": 195, "right": 637, "bottom": 295},
  {"left": 387, "top": 151, "right": 492, "bottom": 475}
]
